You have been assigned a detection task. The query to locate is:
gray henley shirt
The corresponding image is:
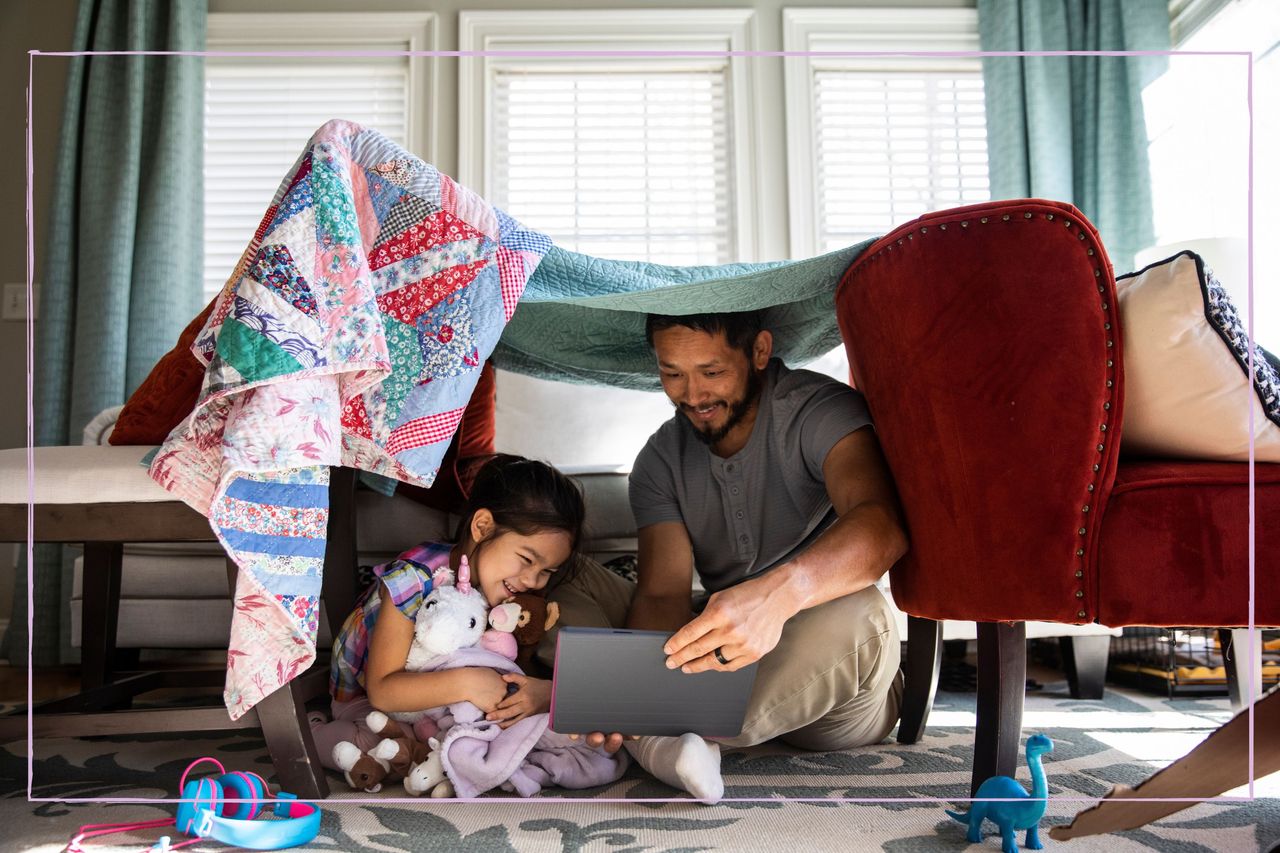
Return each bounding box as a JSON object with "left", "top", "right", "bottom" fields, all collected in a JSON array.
[{"left": 628, "top": 358, "right": 873, "bottom": 593}]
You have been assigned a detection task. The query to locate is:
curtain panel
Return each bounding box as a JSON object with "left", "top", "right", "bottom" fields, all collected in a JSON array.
[
  {"left": 4, "top": 0, "right": 205, "bottom": 665},
  {"left": 977, "top": 0, "right": 1170, "bottom": 269}
]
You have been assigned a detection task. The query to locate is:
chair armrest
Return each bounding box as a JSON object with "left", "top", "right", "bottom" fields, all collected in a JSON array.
[{"left": 836, "top": 199, "right": 1124, "bottom": 624}]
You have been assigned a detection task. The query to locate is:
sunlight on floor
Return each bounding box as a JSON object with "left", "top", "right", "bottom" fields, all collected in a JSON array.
[
  {"left": 930, "top": 703, "right": 1280, "bottom": 799},
  {"left": 928, "top": 709, "right": 1229, "bottom": 730}
]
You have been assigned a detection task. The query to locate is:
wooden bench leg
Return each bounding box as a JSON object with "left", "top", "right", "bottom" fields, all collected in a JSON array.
[
  {"left": 80, "top": 542, "right": 124, "bottom": 709},
  {"left": 256, "top": 672, "right": 329, "bottom": 800},
  {"left": 897, "top": 615, "right": 942, "bottom": 744},
  {"left": 322, "top": 466, "right": 359, "bottom": 641},
  {"left": 1060, "top": 635, "right": 1110, "bottom": 700},
  {"left": 1220, "top": 628, "right": 1263, "bottom": 712},
  {"left": 973, "top": 620, "right": 1026, "bottom": 797}
]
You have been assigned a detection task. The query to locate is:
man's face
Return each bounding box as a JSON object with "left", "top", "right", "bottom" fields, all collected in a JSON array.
[{"left": 652, "top": 326, "right": 766, "bottom": 447}]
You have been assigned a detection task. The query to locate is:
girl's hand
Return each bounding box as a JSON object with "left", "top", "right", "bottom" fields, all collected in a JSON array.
[
  {"left": 468, "top": 668, "right": 511, "bottom": 713},
  {"left": 485, "top": 674, "right": 551, "bottom": 728}
]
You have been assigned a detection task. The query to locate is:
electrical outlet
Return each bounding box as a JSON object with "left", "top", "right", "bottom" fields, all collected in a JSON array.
[{"left": 2, "top": 283, "right": 38, "bottom": 321}]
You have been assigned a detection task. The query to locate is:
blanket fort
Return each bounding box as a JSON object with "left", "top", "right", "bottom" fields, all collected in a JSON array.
[{"left": 149, "top": 120, "right": 551, "bottom": 718}]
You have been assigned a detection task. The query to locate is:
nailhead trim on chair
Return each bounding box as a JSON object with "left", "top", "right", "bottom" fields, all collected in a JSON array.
[{"left": 860, "top": 203, "right": 1120, "bottom": 622}]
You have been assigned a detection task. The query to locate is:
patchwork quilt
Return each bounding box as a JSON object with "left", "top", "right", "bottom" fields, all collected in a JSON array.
[{"left": 149, "top": 120, "right": 551, "bottom": 718}]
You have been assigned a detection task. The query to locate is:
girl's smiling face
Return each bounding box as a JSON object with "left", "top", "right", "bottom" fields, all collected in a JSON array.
[{"left": 464, "top": 508, "right": 573, "bottom": 605}]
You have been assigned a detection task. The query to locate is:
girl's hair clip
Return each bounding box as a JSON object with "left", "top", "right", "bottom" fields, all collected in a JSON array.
[{"left": 457, "top": 554, "right": 473, "bottom": 595}]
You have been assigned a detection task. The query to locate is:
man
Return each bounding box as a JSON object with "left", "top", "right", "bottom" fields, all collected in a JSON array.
[{"left": 545, "top": 311, "right": 906, "bottom": 802}]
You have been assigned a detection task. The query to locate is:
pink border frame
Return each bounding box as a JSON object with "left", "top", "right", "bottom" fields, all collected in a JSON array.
[{"left": 22, "top": 46, "right": 1259, "bottom": 809}]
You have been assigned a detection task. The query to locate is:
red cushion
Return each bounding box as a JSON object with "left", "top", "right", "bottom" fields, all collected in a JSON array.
[
  {"left": 109, "top": 299, "right": 216, "bottom": 445},
  {"left": 1096, "top": 460, "right": 1280, "bottom": 627}
]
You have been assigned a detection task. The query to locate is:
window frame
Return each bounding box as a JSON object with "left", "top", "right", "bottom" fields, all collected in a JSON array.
[
  {"left": 458, "top": 9, "right": 762, "bottom": 262},
  {"left": 782, "top": 6, "right": 983, "bottom": 259},
  {"left": 205, "top": 11, "right": 437, "bottom": 162}
]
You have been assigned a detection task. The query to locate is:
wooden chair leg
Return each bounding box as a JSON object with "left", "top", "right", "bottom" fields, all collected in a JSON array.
[
  {"left": 80, "top": 542, "right": 124, "bottom": 708},
  {"left": 973, "top": 620, "right": 1026, "bottom": 797},
  {"left": 322, "top": 466, "right": 359, "bottom": 641},
  {"left": 1060, "top": 635, "right": 1110, "bottom": 700},
  {"left": 897, "top": 615, "right": 942, "bottom": 744},
  {"left": 1220, "top": 628, "right": 1263, "bottom": 712},
  {"left": 256, "top": 671, "right": 329, "bottom": 800}
]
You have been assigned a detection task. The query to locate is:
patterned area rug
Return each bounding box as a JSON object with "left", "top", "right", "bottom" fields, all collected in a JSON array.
[{"left": 3, "top": 681, "right": 1277, "bottom": 852}]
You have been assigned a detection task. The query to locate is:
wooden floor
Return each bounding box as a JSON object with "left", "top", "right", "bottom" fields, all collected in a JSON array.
[
  {"left": 0, "top": 659, "right": 228, "bottom": 708},
  {"left": 0, "top": 665, "right": 81, "bottom": 705}
]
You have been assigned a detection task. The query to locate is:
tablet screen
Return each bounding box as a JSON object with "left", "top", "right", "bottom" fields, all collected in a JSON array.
[{"left": 550, "top": 627, "right": 758, "bottom": 737}]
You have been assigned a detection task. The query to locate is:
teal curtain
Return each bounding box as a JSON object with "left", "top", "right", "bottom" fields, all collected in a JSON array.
[
  {"left": 977, "top": 0, "right": 1170, "bottom": 269},
  {"left": 3, "top": 0, "right": 205, "bottom": 665}
]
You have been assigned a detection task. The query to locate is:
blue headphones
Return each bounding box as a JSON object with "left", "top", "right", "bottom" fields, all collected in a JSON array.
[{"left": 68, "top": 757, "right": 321, "bottom": 852}]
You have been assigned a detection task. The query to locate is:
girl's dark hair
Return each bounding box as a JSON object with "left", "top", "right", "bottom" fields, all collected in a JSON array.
[
  {"left": 454, "top": 454, "right": 586, "bottom": 586},
  {"left": 645, "top": 311, "right": 763, "bottom": 360}
]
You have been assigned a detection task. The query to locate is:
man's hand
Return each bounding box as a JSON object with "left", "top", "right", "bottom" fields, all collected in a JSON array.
[
  {"left": 663, "top": 574, "right": 797, "bottom": 673},
  {"left": 567, "top": 731, "right": 638, "bottom": 753},
  {"left": 485, "top": 673, "right": 551, "bottom": 728}
]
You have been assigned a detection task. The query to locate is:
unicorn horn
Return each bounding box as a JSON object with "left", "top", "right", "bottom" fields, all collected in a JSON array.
[{"left": 457, "top": 554, "right": 472, "bottom": 595}]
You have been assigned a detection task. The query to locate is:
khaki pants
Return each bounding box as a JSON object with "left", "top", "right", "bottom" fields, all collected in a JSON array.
[{"left": 542, "top": 554, "right": 903, "bottom": 751}]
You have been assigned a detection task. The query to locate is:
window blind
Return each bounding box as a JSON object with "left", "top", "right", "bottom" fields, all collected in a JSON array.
[
  {"left": 490, "top": 69, "right": 734, "bottom": 265},
  {"left": 203, "top": 61, "right": 409, "bottom": 299},
  {"left": 813, "top": 71, "right": 989, "bottom": 254}
]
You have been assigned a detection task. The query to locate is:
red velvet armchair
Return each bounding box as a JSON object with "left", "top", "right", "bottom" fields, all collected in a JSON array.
[{"left": 835, "top": 198, "right": 1280, "bottom": 794}]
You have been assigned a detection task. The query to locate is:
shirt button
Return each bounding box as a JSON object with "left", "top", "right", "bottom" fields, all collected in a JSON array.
[
  {"left": 731, "top": 487, "right": 740, "bottom": 495},
  {"left": 726, "top": 464, "right": 736, "bottom": 473},
  {"left": 739, "top": 534, "right": 748, "bottom": 543},
  {"left": 735, "top": 510, "right": 744, "bottom": 519}
]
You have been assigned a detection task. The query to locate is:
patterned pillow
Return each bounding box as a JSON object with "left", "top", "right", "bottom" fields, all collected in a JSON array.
[{"left": 1116, "top": 250, "right": 1280, "bottom": 461}]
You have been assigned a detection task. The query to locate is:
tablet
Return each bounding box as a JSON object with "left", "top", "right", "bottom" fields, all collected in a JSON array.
[{"left": 549, "top": 627, "right": 758, "bottom": 737}]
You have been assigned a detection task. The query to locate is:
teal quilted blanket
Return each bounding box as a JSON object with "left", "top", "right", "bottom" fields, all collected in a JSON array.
[{"left": 496, "top": 241, "right": 874, "bottom": 391}]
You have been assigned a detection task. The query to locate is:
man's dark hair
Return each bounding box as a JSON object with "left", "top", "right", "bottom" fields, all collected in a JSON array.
[{"left": 644, "top": 311, "right": 764, "bottom": 360}]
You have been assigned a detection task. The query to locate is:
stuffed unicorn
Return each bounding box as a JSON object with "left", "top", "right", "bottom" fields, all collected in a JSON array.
[{"left": 392, "top": 555, "right": 491, "bottom": 726}]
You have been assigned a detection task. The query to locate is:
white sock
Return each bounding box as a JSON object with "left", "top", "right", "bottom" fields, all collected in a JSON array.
[{"left": 624, "top": 733, "right": 724, "bottom": 804}]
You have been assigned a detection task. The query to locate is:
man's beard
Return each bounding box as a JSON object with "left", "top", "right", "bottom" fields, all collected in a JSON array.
[{"left": 683, "top": 367, "right": 765, "bottom": 447}]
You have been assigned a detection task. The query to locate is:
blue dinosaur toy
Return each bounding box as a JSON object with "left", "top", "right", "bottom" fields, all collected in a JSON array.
[{"left": 946, "top": 733, "right": 1053, "bottom": 853}]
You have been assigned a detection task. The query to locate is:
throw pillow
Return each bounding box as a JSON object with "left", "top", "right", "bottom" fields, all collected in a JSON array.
[
  {"left": 1116, "top": 250, "right": 1280, "bottom": 461},
  {"left": 108, "top": 298, "right": 216, "bottom": 445}
]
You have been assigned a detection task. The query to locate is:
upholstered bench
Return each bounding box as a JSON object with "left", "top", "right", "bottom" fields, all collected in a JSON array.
[{"left": 0, "top": 444, "right": 360, "bottom": 799}]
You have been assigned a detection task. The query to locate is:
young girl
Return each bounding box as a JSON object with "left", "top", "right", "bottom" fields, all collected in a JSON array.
[{"left": 311, "top": 454, "right": 585, "bottom": 767}]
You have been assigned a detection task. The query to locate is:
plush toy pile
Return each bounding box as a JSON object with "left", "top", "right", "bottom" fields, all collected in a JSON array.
[{"left": 330, "top": 557, "right": 616, "bottom": 797}]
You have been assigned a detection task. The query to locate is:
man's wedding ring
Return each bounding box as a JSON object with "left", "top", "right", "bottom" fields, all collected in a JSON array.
[{"left": 713, "top": 647, "right": 730, "bottom": 666}]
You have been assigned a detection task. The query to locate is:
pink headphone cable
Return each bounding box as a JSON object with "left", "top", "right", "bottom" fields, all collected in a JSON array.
[
  {"left": 66, "top": 817, "right": 201, "bottom": 852},
  {"left": 68, "top": 758, "right": 255, "bottom": 853}
]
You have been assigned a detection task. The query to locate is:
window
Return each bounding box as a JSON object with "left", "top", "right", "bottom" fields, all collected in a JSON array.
[
  {"left": 1144, "top": 0, "right": 1277, "bottom": 346},
  {"left": 783, "top": 7, "right": 989, "bottom": 384},
  {"left": 784, "top": 7, "right": 989, "bottom": 259},
  {"left": 459, "top": 9, "right": 758, "bottom": 266},
  {"left": 460, "top": 10, "right": 759, "bottom": 469},
  {"left": 809, "top": 70, "right": 988, "bottom": 254},
  {"left": 202, "top": 13, "right": 434, "bottom": 300},
  {"left": 491, "top": 68, "right": 732, "bottom": 264}
]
